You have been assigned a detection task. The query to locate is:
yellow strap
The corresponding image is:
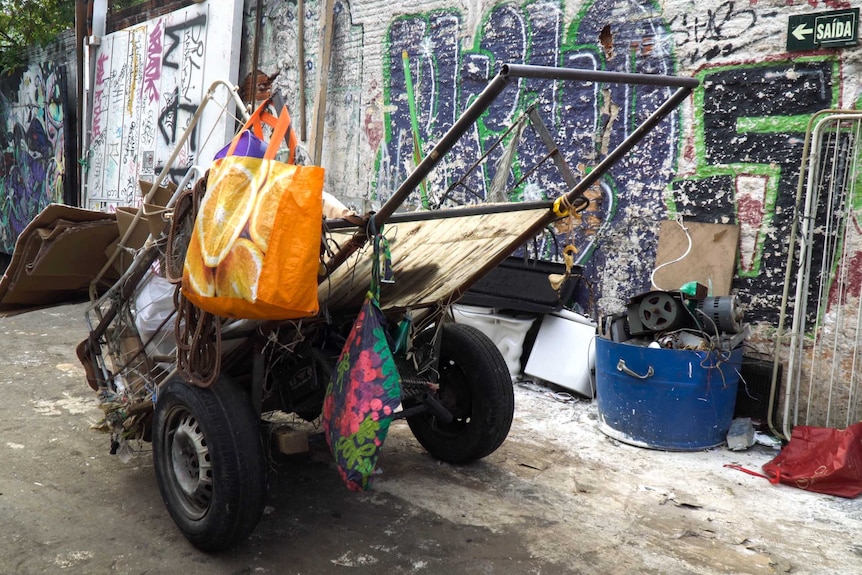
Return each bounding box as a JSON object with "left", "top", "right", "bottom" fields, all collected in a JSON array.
[{"left": 553, "top": 196, "right": 571, "bottom": 218}]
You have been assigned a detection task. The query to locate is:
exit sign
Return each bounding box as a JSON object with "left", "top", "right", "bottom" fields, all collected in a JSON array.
[{"left": 787, "top": 8, "right": 859, "bottom": 51}]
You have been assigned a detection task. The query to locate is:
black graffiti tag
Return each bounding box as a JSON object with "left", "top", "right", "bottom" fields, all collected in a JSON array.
[{"left": 668, "top": 2, "right": 778, "bottom": 64}]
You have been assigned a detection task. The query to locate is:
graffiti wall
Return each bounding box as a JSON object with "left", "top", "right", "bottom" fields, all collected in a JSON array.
[
  {"left": 0, "top": 63, "right": 71, "bottom": 255},
  {"left": 83, "top": 1, "right": 243, "bottom": 210},
  {"left": 250, "top": 0, "right": 861, "bottom": 325}
]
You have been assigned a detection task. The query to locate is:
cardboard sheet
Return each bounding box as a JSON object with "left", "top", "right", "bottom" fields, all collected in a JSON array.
[
  {"left": 1, "top": 182, "right": 179, "bottom": 316},
  {"left": 0, "top": 204, "right": 120, "bottom": 315},
  {"left": 652, "top": 220, "right": 740, "bottom": 296}
]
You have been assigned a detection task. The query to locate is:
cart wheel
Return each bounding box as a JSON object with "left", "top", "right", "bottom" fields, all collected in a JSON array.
[
  {"left": 406, "top": 324, "right": 514, "bottom": 464},
  {"left": 152, "top": 375, "right": 265, "bottom": 552}
]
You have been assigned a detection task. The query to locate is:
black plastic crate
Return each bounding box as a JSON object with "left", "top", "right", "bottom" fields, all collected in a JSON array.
[
  {"left": 460, "top": 256, "right": 581, "bottom": 314},
  {"left": 735, "top": 356, "right": 782, "bottom": 425}
]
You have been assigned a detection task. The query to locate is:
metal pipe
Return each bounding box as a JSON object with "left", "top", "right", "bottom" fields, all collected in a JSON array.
[
  {"left": 326, "top": 201, "right": 555, "bottom": 229},
  {"left": 444, "top": 84, "right": 695, "bottom": 301},
  {"left": 502, "top": 63, "right": 700, "bottom": 89},
  {"left": 373, "top": 64, "right": 697, "bottom": 229},
  {"left": 558, "top": 84, "right": 693, "bottom": 210},
  {"left": 323, "top": 70, "right": 515, "bottom": 274},
  {"left": 327, "top": 64, "right": 697, "bottom": 279},
  {"left": 371, "top": 72, "right": 514, "bottom": 227}
]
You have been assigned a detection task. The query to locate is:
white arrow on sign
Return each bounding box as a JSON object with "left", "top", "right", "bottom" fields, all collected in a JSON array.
[{"left": 793, "top": 23, "right": 814, "bottom": 41}]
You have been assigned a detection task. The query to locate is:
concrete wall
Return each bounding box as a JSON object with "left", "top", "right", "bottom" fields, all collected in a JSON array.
[
  {"left": 3, "top": 0, "right": 859, "bottom": 333},
  {"left": 243, "top": 0, "right": 862, "bottom": 329}
]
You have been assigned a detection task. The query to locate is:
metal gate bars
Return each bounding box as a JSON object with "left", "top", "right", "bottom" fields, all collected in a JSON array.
[{"left": 772, "top": 110, "right": 862, "bottom": 439}]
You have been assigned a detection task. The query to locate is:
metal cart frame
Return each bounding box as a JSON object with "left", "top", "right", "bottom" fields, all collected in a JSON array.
[{"left": 78, "top": 64, "right": 698, "bottom": 551}]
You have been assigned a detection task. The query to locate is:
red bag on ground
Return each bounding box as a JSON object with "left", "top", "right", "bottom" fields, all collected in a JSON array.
[{"left": 761, "top": 422, "right": 862, "bottom": 498}]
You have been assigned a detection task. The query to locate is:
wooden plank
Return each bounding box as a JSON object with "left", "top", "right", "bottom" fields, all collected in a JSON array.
[
  {"left": 652, "top": 220, "right": 740, "bottom": 296},
  {"left": 320, "top": 207, "right": 550, "bottom": 313},
  {"left": 297, "top": 0, "right": 307, "bottom": 141}
]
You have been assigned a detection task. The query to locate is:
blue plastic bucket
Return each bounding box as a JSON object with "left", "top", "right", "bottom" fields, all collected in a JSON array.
[{"left": 595, "top": 337, "right": 742, "bottom": 451}]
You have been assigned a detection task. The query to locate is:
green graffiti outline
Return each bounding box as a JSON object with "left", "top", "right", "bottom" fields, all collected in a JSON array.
[
  {"left": 668, "top": 55, "right": 840, "bottom": 278},
  {"left": 666, "top": 163, "right": 780, "bottom": 278}
]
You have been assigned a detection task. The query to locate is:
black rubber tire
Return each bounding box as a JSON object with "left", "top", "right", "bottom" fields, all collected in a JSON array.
[
  {"left": 406, "top": 323, "right": 515, "bottom": 464},
  {"left": 152, "top": 375, "right": 266, "bottom": 552}
]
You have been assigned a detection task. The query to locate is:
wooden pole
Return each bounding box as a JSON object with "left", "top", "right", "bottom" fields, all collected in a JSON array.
[
  {"left": 249, "top": 0, "right": 263, "bottom": 105},
  {"left": 297, "top": 0, "right": 307, "bottom": 141},
  {"left": 75, "top": 1, "right": 88, "bottom": 206},
  {"left": 309, "top": 0, "right": 335, "bottom": 165}
]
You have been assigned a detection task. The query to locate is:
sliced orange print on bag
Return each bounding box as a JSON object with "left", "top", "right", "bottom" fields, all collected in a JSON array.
[
  {"left": 183, "top": 230, "right": 215, "bottom": 297},
  {"left": 215, "top": 238, "right": 264, "bottom": 301},
  {"left": 181, "top": 98, "right": 323, "bottom": 320},
  {"left": 249, "top": 165, "right": 294, "bottom": 252},
  {"left": 197, "top": 163, "right": 259, "bottom": 267}
]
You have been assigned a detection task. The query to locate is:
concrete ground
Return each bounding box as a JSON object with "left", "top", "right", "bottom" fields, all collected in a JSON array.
[{"left": 1, "top": 302, "right": 861, "bottom": 574}]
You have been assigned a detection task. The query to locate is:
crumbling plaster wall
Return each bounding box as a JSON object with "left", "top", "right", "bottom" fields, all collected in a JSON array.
[{"left": 243, "top": 0, "right": 862, "bottom": 331}]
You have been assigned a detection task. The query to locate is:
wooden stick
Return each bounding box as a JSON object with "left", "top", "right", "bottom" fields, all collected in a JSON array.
[
  {"left": 297, "top": 0, "right": 307, "bottom": 141},
  {"left": 309, "top": 0, "right": 335, "bottom": 164}
]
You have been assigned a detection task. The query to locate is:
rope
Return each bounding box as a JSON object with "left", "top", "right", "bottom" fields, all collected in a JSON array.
[
  {"left": 553, "top": 195, "right": 574, "bottom": 218},
  {"left": 174, "top": 285, "right": 222, "bottom": 388},
  {"left": 171, "top": 173, "right": 223, "bottom": 388},
  {"left": 723, "top": 463, "right": 779, "bottom": 484},
  {"left": 165, "top": 182, "right": 198, "bottom": 284}
]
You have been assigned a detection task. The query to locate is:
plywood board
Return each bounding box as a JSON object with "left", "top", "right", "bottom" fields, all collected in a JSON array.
[
  {"left": 651, "top": 220, "right": 739, "bottom": 296},
  {"left": 320, "top": 206, "right": 551, "bottom": 314}
]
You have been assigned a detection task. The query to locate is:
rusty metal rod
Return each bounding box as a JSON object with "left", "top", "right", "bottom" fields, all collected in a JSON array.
[
  {"left": 371, "top": 72, "right": 514, "bottom": 227},
  {"left": 324, "top": 64, "right": 698, "bottom": 279},
  {"left": 557, "top": 84, "right": 694, "bottom": 215},
  {"left": 502, "top": 63, "right": 700, "bottom": 89},
  {"left": 448, "top": 83, "right": 697, "bottom": 302}
]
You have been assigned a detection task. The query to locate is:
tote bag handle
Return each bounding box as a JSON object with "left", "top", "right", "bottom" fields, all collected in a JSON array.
[{"left": 227, "top": 99, "right": 298, "bottom": 163}]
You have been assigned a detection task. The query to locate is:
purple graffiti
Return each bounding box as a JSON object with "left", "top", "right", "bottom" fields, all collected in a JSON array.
[
  {"left": 144, "top": 19, "right": 164, "bottom": 103},
  {"left": 92, "top": 53, "right": 110, "bottom": 140},
  {"left": 1, "top": 64, "right": 69, "bottom": 253}
]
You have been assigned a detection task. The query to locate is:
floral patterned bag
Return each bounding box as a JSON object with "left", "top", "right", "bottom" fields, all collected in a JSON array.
[{"left": 322, "top": 227, "right": 401, "bottom": 491}]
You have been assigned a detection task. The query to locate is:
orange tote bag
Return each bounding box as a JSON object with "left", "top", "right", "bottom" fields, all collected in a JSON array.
[{"left": 182, "top": 100, "right": 323, "bottom": 320}]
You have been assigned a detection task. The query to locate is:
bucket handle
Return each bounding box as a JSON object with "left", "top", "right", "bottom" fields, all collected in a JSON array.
[{"left": 616, "top": 358, "right": 654, "bottom": 380}]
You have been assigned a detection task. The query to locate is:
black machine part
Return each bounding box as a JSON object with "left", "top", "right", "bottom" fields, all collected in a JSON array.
[
  {"left": 697, "top": 296, "right": 743, "bottom": 334},
  {"left": 626, "top": 290, "right": 688, "bottom": 335},
  {"left": 626, "top": 290, "right": 743, "bottom": 336}
]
